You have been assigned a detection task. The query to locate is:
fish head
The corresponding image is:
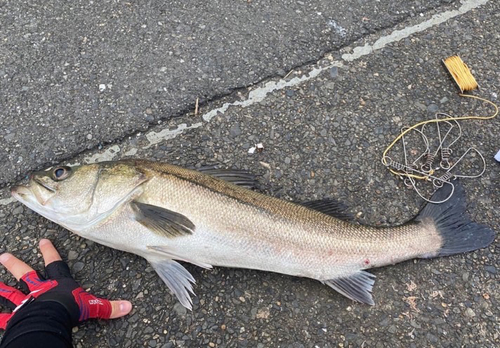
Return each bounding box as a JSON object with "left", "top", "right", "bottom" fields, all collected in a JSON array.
[{"left": 11, "top": 161, "right": 147, "bottom": 230}]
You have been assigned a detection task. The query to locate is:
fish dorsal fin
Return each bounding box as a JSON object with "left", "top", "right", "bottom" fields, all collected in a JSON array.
[
  {"left": 147, "top": 256, "right": 196, "bottom": 310},
  {"left": 147, "top": 245, "right": 213, "bottom": 270},
  {"left": 197, "top": 167, "right": 258, "bottom": 189},
  {"left": 323, "top": 271, "right": 376, "bottom": 305},
  {"left": 132, "top": 201, "right": 195, "bottom": 237},
  {"left": 301, "top": 199, "right": 353, "bottom": 221}
]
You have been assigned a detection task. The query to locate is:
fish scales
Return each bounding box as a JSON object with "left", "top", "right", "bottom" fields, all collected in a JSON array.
[
  {"left": 137, "top": 161, "right": 442, "bottom": 274},
  {"left": 11, "top": 159, "right": 495, "bottom": 309}
]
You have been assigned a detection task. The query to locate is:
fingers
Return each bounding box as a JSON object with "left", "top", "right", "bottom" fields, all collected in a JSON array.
[
  {"left": 0, "top": 239, "right": 60, "bottom": 281},
  {"left": 73, "top": 288, "right": 132, "bottom": 322},
  {"left": 0, "top": 253, "right": 34, "bottom": 281},
  {"left": 40, "top": 240, "right": 71, "bottom": 280},
  {"left": 109, "top": 300, "right": 133, "bottom": 319},
  {"left": 39, "top": 239, "right": 62, "bottom": 267}
]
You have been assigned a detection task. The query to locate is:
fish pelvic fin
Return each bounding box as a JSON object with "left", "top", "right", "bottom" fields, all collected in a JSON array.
[
  {"left": 323, "top": 271, "right": 376, "bottom": 305},
  {"left": 148, "top": 257, "right": 196, "bottom": 310},
  {"left": 415, "top": 181, "right": 495, "bottom": 258}
]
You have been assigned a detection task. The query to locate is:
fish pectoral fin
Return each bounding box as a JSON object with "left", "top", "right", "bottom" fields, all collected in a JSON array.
[
  {"left": 148, "top": 257, "right": 196, "bottom": 310},
  {"left": 323, "top": 271, "right": 376, "bottom": 305},
  {"left": 197, "top": 167, "right": 258, "bottom": 189},
  {"left": 132, "top": 201, "right": 195, "bottom": 238},
  {"left": 148, "top": 245, "right": 213, "bottom": 269},
  {"left": 300, "top": 199, "right": 353, "bottom": 221}
]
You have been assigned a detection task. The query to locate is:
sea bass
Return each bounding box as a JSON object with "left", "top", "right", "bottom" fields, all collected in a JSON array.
[{"left": 11, "top": 159, "right": 495, "bottom": 309}]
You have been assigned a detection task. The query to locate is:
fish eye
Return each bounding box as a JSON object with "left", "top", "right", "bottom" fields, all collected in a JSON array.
[{"left": 52, "top": 166, "right": 71, "bottom": 181}]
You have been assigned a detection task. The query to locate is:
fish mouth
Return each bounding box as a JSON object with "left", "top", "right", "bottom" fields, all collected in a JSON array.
[
  {"left": 33, "top": 177, "right": 56, "bottom": 193},
  {"left": 11, "top": 178, "right": 55, "bottom": 207},
  {"left": 11, "top": 185, "right": 32, "bottom": 199}
]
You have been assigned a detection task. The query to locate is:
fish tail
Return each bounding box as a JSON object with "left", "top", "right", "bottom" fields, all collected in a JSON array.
[{"left": 415, "top": 181, "right": 495, "bottom": 258}]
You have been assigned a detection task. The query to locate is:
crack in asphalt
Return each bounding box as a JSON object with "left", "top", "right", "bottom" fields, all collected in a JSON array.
[{"left": 0, "top": 0, "right": 490, "bottom": 200}]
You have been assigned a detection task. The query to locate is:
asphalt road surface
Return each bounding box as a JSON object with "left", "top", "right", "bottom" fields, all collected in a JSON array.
[
  {"left": 1, "top": 0, "right": 499, "bottom": 347},
  {"left": 1, "top": 0, "right": 457, "bottom": 186}
]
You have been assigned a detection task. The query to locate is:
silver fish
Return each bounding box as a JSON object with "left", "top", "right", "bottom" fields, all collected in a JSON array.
[{"left": 11, "top": 159, "right": 495, "bottom": 309}]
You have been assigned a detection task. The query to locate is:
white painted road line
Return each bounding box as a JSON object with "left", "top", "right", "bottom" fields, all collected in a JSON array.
[
  {"left": 342, "top": 0, "right": 489, "bottom": 62},
  {"left": 0, "top": 0, "right": 490, "bottom": 206},
  {"left": 143, "top": 0, "right": 490, "bottom": 152}
]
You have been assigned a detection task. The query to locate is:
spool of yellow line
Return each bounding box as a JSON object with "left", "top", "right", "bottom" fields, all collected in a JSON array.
[{"left": 442, "top": 55, "right": 479, "bottom": 93}]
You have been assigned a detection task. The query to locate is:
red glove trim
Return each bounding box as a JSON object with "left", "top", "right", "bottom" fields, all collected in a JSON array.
[
  {"left": 0, "top": 284, "right": 25, "bottom": 308},
  {"left": 0, "top": 313, "right": 13, "bottom": 330},
  {"left": 72, "top": 288, "right": 112, "bottom": 321},
  {"left": 20, "top": 271, "right": 57, "bottom": 295}
]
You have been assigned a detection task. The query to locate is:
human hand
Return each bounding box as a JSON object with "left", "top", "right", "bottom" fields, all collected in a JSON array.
[{"left": 0, "top": 239, "right": 132, "bottom": 329}]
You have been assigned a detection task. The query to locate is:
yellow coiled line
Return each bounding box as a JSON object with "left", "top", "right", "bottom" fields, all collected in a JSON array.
[{"left": 442, "top": 55, "right": 479, "bottom": 93}]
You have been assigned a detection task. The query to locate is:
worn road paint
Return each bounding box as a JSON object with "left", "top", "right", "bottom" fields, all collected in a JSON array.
[
  {"left": 341, "top": 0, "right": 489, "bottom": 62},
  {"left": 146, "top": 0, "right": 489, "bottom": 148},
  {"left": 0, "top": 0, "right": 490, "bottom": 206},
  {"left": 145, "top": 122, "right": 203, "bottom": 148}
]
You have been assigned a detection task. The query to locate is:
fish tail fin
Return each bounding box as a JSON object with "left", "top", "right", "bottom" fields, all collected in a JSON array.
[{"left": 415, "top": 181, "right": 495, "bottom": 258}]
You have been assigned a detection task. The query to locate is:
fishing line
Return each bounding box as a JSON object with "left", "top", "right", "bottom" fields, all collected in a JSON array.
[{"left": 381, "top": 55, "right": 499, "bottom": 202}]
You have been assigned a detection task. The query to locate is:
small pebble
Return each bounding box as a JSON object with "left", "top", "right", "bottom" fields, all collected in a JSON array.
[
  {"left": 72, "top": 262, "right": 85, "bottom": 273},
  {"left": 12, "top": 206, "right": 24, "bottom": 215},
  {"left": 229, "top": 124, "right": 241, "bottom": 137},
  {"left": 484, "top": 265, "right": 496, "bottom": 274},
  {"left": 464, "top": 308, "right": 475, "bottom": 318},
  {"left": 172, "top": 302, "right": 187, "bottom": 316},
  {"left": 427, "top": 103, "right": 439, "bottom": 113},
  {"left": 67, "top": 250, "right": 79, "bottom": 261},
  {"left": 330, "top": 67, "right": 339, "bottom": 78}
]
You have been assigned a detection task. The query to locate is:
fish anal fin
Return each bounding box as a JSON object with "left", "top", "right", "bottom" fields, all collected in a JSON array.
[
  {"left": 197, "top": 167, "right": 258, "bottom": 189},
  {"left": 132, "top": 201, "right": 195, "bottom": 238},
  {"left": 323, "top": 271, "right": 376, "bottom": 305},
  {"left": 301, "top": 199, "right": 353, "bottom": 221},
  {"left": 148, "top": 257, "right": 196, "bottom": 310},
  {"left": 148, "top": 245, "right": 213, "bottom": 269}
]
